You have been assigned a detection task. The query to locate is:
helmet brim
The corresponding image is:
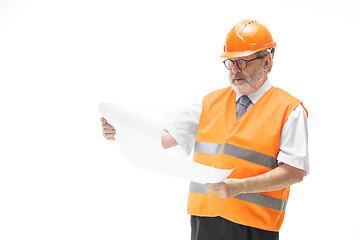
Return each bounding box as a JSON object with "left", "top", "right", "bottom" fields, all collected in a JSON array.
[
  {"left": 220, "top": 44, "right": 276, "bottom": 59},
  {"left": 220, "top": 50, "right": 259, "bottom": 59}
]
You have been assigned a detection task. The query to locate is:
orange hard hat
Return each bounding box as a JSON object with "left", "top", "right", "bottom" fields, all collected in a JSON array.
[{"left": 220, "top": 20, "right": 276, "bottom": 58}]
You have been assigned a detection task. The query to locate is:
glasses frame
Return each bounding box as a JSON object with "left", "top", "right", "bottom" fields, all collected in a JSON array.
[{"left": 223, "top": 56, "right": 265, "bottom": 70}]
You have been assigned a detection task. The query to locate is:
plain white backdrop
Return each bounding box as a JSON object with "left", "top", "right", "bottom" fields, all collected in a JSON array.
[{"left": 0, "top": 0, "right": 359, "bottom": 239}]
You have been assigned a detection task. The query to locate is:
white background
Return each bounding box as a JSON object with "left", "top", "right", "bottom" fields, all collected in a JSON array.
[{"left": 0, "top": 0, "right": 359, "bottom": 239}]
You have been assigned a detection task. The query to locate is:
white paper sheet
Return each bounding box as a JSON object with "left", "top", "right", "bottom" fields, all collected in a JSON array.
[{"left": 99, "top": 102, "right": 234, "bottom": 184}]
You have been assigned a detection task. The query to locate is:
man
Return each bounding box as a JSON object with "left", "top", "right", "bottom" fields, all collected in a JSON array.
[{"left": 101, "top": 20, "right": 309, "bottom": 240}]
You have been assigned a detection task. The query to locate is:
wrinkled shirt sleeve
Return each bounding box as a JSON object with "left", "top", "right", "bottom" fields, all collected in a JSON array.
[{"left": 163, "top": 104, "right": 202, "bottom": 157}]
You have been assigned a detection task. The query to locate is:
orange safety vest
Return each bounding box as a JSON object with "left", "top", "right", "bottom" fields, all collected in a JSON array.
[{"left": 187, "top": 86, "right": 307, "bottom": 232}]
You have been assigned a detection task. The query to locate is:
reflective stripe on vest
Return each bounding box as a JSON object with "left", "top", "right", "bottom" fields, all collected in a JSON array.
[
  {"left": 195, "top": 141, "right": 278, "bottom": 169},
  {"left": 189, "top": 182, "right": 287, "bottom": 212},
  {"left": 195, "top": 141, "right": 223, "bottom": 155},
  {"left": 223, "top": 143, "right": 278, "bottom": 169}
]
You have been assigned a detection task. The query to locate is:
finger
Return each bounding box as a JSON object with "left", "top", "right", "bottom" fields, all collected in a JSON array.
[
  {"left": 103, "top": 133, "right": 116, "bottom": 140},
  {"left": 102, "top": 123, "right": 114, "bottom": 129},
  {"left": 100, "top": 117, "right": 107, "bottom": 123},
  {"left": 103, "top": 128, "right": 116, "bottom": 134}
]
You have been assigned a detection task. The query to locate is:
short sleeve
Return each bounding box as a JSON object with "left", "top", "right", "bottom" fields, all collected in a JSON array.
[
  {"left": 163, "top": 104, "right": 202, "bottom": 157},
  {"left": 277, "top": 104, "right": 310, "bottom": 175}
]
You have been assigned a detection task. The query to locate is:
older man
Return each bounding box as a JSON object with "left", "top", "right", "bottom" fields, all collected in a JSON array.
[{"left": 101, "top": 20, "right": 309, "bottom": 240}]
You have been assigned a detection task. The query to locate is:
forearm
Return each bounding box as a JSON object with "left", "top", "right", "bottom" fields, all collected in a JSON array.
[
  {"left": 205, "top": 164, "right": 306, "bottom": 199},
  {"left": 234, "top": 164, "right": 305, "bottom": 195}
]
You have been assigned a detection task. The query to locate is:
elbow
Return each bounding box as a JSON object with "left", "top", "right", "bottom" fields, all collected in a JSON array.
[
  {"left": 282, "top": 164, "right": 306, "bottom": 185},
  {"left": 161, "top": 129, "right": 178, "bottom": 149},
  {"left": 161, "top": 140, "right": 171, "bottom": 149},
  {"left": 296, "top": 175, "right": 304, "bottom": 184},
  {"left": 294, "top": 169, "right": 306, "bottom": 184},
  {"left": 161, "top": 131, "right": 169, "bottom": 149}
]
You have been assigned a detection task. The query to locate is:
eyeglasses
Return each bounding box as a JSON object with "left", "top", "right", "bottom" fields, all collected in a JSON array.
[{"left": 223, "top": 56, "right": 265, "bottom": 70}]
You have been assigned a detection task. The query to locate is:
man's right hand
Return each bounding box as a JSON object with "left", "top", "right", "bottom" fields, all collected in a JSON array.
[{"left": 100, "top": 117, "right": 116, "bottom": 141}]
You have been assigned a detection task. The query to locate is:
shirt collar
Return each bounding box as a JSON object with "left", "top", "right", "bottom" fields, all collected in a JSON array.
[{"left": 235, "top": 78, "right": 272, "bottom": 104}]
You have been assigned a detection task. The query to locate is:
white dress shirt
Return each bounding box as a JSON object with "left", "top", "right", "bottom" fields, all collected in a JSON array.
[{"left": 164, "top": 79, "right": 310, "bottom": 175}]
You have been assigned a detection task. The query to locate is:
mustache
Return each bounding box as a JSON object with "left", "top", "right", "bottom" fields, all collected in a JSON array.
[{"left": 232, "top": 73, "right": 246, "bottom": 80}]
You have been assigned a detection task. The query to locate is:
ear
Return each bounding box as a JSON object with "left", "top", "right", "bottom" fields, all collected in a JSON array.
[{"left": 263, "top": 55, "right": 272, "bottom": 72}]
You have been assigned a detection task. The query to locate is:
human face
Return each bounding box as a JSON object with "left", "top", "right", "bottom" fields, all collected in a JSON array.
[{"left": 228, "top": 53, "right": 266, "bottom": 95}]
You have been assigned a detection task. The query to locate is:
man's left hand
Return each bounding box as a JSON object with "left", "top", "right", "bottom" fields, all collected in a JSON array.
[{"left": 205, "top": 179, "right": 241, "bottom": 199}]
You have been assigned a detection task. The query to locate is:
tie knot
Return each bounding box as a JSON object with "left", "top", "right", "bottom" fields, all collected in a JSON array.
[{"left": 239, "top": 95, "right": 251, "bottom": 108}]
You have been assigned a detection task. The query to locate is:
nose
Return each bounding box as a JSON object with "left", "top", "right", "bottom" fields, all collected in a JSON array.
[{"left": 232, "top": 62, "right": 242, "bottom": 73}]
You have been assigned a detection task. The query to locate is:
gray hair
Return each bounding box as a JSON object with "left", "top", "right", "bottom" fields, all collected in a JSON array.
[{"left": 256, "top": 48, "right": 275, "bottom": 73}]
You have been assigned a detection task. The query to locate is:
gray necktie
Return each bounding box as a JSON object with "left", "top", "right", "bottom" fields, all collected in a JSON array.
[{"left": 237, "top": 95, "right": 251, "bottom": 120}]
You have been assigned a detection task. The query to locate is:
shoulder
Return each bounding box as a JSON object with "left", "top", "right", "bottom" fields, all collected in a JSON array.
[
  {"left": 270, "top": 87, "right": 301, "bottom": 104},
  {"left": 270, "top": 87, "right": 308, "bottom": 118}
]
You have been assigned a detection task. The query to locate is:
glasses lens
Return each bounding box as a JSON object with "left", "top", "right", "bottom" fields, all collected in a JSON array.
[
  {"left": 237, "top": 59, "right": 246, "bottom": 70},
  {"left": 224, "top": 59, "right": 234, "bottom": 70}
]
